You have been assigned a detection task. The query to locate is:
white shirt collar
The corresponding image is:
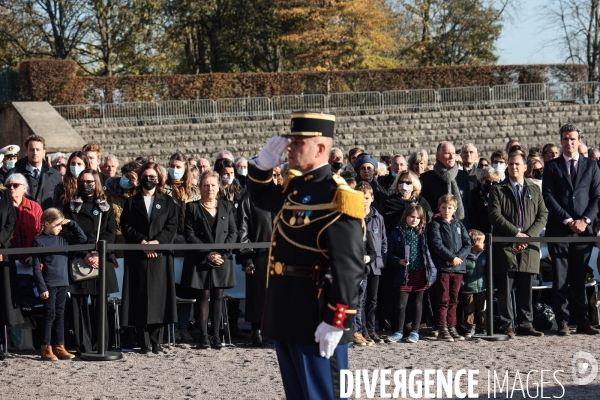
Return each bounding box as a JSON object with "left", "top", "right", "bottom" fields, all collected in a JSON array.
[{"left": 563, "top": 153, "right": 579, "bottom": 163}]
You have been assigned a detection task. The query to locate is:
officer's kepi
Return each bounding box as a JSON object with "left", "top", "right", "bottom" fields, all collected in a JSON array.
[{"left": 283, "top": 112, "right": 335, "bottom": 138}]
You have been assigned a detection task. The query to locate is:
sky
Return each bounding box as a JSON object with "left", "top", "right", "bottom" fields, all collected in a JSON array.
[{"left": 496, "top": 0, "right": 564, "bottom": 65}]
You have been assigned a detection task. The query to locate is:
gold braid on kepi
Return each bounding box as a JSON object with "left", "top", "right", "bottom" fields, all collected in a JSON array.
[{"left": 332, "top": 183, "right": 366, "bottom": 219}]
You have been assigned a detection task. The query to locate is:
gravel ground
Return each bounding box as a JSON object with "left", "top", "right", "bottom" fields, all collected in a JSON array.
[{"left": 2, "top": 327, "right": 600, "bottom": 399}]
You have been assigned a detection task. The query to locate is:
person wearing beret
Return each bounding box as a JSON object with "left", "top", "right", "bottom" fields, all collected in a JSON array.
[
  {"left": 354, "top": 153, "right": 388, "bottom": 210},
  {"left": 247, "top": 112, "right": 365, "bottom": 400}
]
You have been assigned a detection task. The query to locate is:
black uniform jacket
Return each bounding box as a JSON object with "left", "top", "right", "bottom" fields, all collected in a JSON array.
[{"left": 247, "top": 163, "right": 365, "bottom": 345}]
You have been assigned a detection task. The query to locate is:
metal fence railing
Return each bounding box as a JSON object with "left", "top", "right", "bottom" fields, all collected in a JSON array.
[{"left": 53, "top": 81, "right": 600, "bottom": 128}]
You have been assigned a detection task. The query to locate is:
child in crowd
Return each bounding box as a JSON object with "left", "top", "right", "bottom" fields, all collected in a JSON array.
[
  {"left": 387, "top": 204, "right": 437, "bottom": 343},
  {"left": 428, "top": 194, "right": 471, "bottom": 342},
  {"left": 354, "top": 182, "right": 388, "bottom": 345},
  {"left": 353, "top": 182, "right": 378, "bottom": 346},
  {"left": 462, "top": 229, "right": 487, "bottom": 338},
  {"left": 32, "top": 208, "right": 87, "bottom": 361}
]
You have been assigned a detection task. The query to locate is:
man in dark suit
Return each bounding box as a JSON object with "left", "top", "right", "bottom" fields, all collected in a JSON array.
[
  {"left": 489, "top": 153, "right": 548, "bottom": 338},
  {"left": 542, "top": 123, "right": 600, "bottom": 335},
  {"left": 420, "top": 141, "right": 471, "bottom": 228},
  {"left": 11, "top": 135, "right": 62, "bottom": 211}
]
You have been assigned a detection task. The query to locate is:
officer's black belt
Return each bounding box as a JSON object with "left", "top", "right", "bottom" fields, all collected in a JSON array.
[{"left": 271, "top": 262, "right": 314, "bottom": 279}]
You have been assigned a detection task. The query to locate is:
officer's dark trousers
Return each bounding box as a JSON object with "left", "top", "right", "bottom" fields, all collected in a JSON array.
[
  {"left": 549, "top": 242, "right": 592, "bottom": 324},
  {"left": 275, "top": 341, "right": 349, "bottom": 400},
  {"left": 495, "top": 272, "right": 533, "bottom": 331}
]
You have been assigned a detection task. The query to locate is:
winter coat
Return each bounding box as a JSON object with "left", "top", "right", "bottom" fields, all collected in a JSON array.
[
  {"left": 488, "top": 179, "right": 548, "bottom": 274},
  {"left": 120, "top": 191, "right": 178, "bottom": 326},
  {"left": 10, "top": 196, "right": 42, "bottom": 263},
  {"left": 11, "top": 157, "right": 62, "bottom": 211},
  {"left": 380, "top": 194, "right": 433, "bottom": 236},
  {"left": 236, "top": 192, "right": 271, "bottom": 323},
  {"left": 181, "top": 199, "right": 238, "bottom": 289},
  {"left": 468, "top": 185, "right": 492, "bottom": 234},
  {"left": 0, "top": 190, "right": 22, "bottom": 326},
  {"left": 104, "top": 176, "right": 135, "bottom": 258},
  {"left": 388, "top": 225, "right": 437, "bottom": 288},
  {"left": 427, "top": 214, "right": 471, "bottom": 273},
  {"left": 463, "top": 252, "right": 486, "bottom": 293},
  {"left": 365, "top": 206, "right": 387, "bottom": 275},
  {"left": 62, "top": 196, "right": 119, "bottom": 295},
  {"left": 419, "top": 168, "right": 472, "bottom": 228}
]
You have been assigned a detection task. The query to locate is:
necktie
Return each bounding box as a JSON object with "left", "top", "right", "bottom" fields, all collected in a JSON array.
[
  {"left": 33, "top": 169, "right": 39, "bottom": 179},
  {"left": 570, "top": 159, "right": 577, "bottom": 184},
  {"left": 517, "top": 184, "right": 524, "bottom": 229}
]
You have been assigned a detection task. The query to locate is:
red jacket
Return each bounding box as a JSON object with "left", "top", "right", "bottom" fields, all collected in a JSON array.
[{"left": 11, "top": 196, "right": 42, "bottom": 263}]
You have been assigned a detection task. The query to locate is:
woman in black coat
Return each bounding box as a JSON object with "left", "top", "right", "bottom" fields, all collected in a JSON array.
[
  {"left": 182, "top": 171, "right": 238, "bottom": 350},
  {"left": 0, "top": 187, "right": 18, "bottom": 360},
  {"left": 120, "top": 162, "right": 178, "bottom": 355},
  {"left": 236, "top": 191, "right": 271, "bottom": 346},
  {"left": 63, "top": 169, "right": 119, "bottom": 355}
]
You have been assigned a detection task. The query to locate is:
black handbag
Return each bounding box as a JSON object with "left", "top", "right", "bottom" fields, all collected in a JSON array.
[{"left": 69, "top": 212, "right": 102, "bottom": 282}]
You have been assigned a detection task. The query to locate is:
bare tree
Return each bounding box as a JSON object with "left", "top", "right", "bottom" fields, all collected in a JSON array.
[{"left": 543, "top": 0, "right": 600, "bottom": 82}]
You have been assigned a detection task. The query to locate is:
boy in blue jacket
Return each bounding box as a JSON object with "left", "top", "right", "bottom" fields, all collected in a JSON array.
[
  {"left": 428, "top": 194, "right": 471, "bottom": 342},
  {"left": 462, "top": 229, "right": 487, "bottom": 338}
]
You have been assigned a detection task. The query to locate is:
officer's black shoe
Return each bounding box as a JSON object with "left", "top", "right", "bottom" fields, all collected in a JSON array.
[
  {"left": 140, "top": 346, "right": 152, "bottom": 355},
  {"left": 252, "top": 330, "right": 263, "bottom": 347},
  {"left": 198, "top": 334, "right": 211, "bottom": 349},
  {"left": 152, "top": 344, "right": 165, "bottom": 354},
  {"left": 210, "top": 335, "right": 223, "bottom": 350}
]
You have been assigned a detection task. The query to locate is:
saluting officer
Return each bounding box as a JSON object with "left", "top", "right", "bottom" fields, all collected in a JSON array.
[{"left": 247, "top": 112, "right": 365, "bottom": 400}]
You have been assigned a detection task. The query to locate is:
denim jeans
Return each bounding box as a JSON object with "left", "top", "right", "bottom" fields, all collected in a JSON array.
[
  {"left": 353, "top": 275, "right": 368, "bottom": 333},
  {"left": 42, "top": 286, "right": 68, "bottom": 345}
]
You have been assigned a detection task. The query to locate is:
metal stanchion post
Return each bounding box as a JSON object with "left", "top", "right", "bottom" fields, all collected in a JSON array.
[
  {"left": 81, "top": 240, "right": 123, "bottom": 361},
  {"left": 474, "top": 233, "right": 508, "bottom": 341}
]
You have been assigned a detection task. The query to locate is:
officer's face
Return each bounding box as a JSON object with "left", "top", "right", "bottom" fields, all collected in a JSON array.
[{"left": 287, "top": 137, "right": 322, "bottom": 172}]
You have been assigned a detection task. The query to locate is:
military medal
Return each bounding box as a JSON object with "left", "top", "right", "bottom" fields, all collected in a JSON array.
[
  {"left": 297, "top": 211, "right": 304, "bottom": 225},
  {"left": 289, "top": 211, "right": 297, "bottom": 225},
  {"left": 304, "top": 210, "right": 313, "bottom": 224}
]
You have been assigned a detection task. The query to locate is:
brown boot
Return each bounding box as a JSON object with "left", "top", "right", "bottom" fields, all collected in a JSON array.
[
  {"left": 557, "top": 321, "right": 570, "bottom": 336},
  {"left": 41, "top": 345, "right": 58, "bottom": 361},
  {"left": 517, "top": 326, "right": 544, "bottom": 337},
  {"left": 53, "top": 345, "right": 75, "bottom": 360},
  {"left": 576, "top": 321, "right": 600, "bottom": 335}
]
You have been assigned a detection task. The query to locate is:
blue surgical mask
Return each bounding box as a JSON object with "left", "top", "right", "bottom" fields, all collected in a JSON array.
[
  {"left": 169, "top": 168, "right": 184, "bottom": 181},
  {"left": 492, "top": 163, "right": 506, "bottom": 174},
  {"left": 70, "top": 166, "right": 84, "bottom": 178},
  {"left": 119, "top": 175, "right": 134, "bottom": 189},
  {"left": 6, "top": 160, "right": 16, "bottom": 169},
  {"left": 237, "top": 169, "right": 248, "bottom": 176},
  {"left": 391, "top": 172, "right": 397, "bottom": 178}
]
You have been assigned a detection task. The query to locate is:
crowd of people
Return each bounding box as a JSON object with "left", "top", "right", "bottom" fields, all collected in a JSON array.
[{"left": 0, "top": 122, "right": 599, "bottom": 361}]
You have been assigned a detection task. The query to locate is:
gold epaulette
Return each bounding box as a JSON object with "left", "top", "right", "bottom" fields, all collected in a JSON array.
[
  {"left": 282, "top": 169, "right": 303, "bottom": 193},
  {"left": 332, "top": 182, "right": 366, "bottom": 219}
]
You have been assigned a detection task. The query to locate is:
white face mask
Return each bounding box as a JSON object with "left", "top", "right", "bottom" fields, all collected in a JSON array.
[
  {"left": 6, "top": 160, "right": 16, "bottom": 169},
  {"left": 237, "top": 169, "right": 248, "bottom": 176},
  {"left": 221, "top": 175, "right": 234, "bottom": 185},
  {"left": 70, "top": 165, "right": 84, "bottom": 178},
  {"left": 398, "top": 183, "right": 413, "bottom": 195},
  {"left": 493, "top": 163, "right": 506, "bottom": 174}
]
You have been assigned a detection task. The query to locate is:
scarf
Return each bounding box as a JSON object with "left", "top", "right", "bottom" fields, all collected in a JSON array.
[{"left": 433, "top": 160, "right": 465, "bottom": 220}]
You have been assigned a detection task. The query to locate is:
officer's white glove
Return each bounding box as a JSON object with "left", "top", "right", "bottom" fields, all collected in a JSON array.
[
  {"left": 255, "top": 136, "right": 289, "bottom": 171},
  {"left": 314, "top": 321, "right": 344, "bottom": 359}
]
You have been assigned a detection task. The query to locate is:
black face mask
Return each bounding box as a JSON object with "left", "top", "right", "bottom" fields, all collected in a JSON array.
[
  {"left": 533, "top": 171, "right": 543, "bottom": 180},
  {"left": 79, "top": 184, "right": 94, "bottom": 197},
  {"left": 141, "top": 177, "right": 158, "bottom": 191},
  {"left": 332, "top": 161, "right": 344, "bottom": 171},
  {"left": 482, "top": 183, "right": 492, "bottom": 194}
]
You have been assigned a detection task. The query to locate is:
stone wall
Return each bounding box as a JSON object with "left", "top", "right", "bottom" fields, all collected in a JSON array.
[{"left": 77, "top": 104, "right": 600, "bottom": 165}]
